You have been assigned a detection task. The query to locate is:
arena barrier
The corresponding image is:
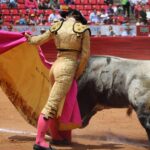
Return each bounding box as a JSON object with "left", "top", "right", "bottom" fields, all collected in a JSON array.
[
  {"left": 1, "top": 25, "right": 150, "bottom": 61},
  {"left": 41, "top": 36, "right": 150, "bottom": 62},
  {"left": 1, "top": 25, "right": 150, "bottom": 36}
]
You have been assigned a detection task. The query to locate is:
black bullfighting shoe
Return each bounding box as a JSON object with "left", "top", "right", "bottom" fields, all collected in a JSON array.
[
  {"left": 33, "top": 144, "right": 55, "bottom": 150},
  {"left": 50, "top": 139, "right": 71, "bottom": 146}
]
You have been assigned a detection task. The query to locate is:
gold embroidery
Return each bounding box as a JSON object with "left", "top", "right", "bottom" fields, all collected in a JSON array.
[
  {"left": 73, "top": 23, "right": 89, "bottom": 33},
  {"left": 50, "top": 21, "right": 63, "bottom": 33}
]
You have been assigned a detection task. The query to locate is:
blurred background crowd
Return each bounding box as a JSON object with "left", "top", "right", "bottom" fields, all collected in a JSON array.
[{"left": 0, "top": 0, "right": 150, "bottom": 36}]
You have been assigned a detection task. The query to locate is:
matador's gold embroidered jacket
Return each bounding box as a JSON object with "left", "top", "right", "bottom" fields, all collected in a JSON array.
[{"left": 29, "top": 17, "right": 91, "bottom": 79}]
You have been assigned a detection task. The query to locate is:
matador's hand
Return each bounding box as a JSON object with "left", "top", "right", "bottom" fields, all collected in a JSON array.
[{"left": 24, "top": 32, "right": 31, "bottom": 42}]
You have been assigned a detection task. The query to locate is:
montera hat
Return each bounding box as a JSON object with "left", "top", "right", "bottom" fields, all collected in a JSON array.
[{"left": 60, "top": 9, "right": 87, "bottom": 25}]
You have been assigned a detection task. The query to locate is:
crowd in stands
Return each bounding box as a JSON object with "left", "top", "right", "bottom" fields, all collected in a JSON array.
[{"left": 0, "top": 0, "right": 150, "bottom": 34}]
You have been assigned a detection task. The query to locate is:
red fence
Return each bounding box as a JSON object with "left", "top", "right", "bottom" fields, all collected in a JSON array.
[{"left": 41, "top": 36, "right": 150, "bottom": 62}]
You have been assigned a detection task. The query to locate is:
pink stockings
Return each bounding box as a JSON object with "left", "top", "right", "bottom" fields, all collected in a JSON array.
[
  {"left": 35, "top": 114, "right": 50, "bottom": 148},
  {"left": 35, "top": 114, "right": 71, "bottom": 148},
  {"left": 49, "top": 118, "right": 72, "bottom": 142}
]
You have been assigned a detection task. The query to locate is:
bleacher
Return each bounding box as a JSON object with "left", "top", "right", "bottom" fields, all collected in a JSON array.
[
  {"left": 0, "top": 0, "right": 110, "bottom": 25},
  {"left": 62, "top": 0, "right": 109, "bottom": 21}
]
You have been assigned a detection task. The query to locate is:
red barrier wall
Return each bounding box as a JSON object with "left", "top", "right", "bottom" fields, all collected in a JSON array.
[{"left": 41, "top": 36, "right": 150, "bottom": 62}]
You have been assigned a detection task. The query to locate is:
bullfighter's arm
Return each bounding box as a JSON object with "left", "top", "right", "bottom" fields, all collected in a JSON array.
[
  {"left": 26, "top": 30, "right": 53, "bottom": 46},
  {"left": 76, "top": 30, "right": 90, "bottom": 79}
]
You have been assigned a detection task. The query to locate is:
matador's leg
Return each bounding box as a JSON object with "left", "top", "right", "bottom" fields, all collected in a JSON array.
[{"left": 42, "top": 59, "right": 77, "bottom": 119}]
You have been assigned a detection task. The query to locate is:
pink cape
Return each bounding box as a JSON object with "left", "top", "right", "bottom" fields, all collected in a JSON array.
[{"left": 0, "top": 30, "right": 82, "bottom": 130}]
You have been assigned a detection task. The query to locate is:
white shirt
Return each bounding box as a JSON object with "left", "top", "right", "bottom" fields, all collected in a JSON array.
[
  {"left": 89, "top": 12, "right": 99, "bottom": 23},
  {"left": 48, "top": 13, "right": 61, "bottom": 23}
]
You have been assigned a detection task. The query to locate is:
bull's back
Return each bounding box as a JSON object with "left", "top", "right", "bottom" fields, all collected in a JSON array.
[{"left": 78, "top": 56, "right": 150, "bottom": 108}]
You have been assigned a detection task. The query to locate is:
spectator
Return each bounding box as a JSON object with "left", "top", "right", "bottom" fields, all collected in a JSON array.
[
  {"left": 116, "top": 4, "right": 124, "bottom": 15},
  {"left": 0, "top": 14, "right": 4, "bottom": 25},
  {"left": 7, "top": 0, "right": 17, "bottom": 8},
  {"left": 121, "top": 0, "right": 130, "bottom": 17},
  {"left": 48, "top": 9, "right": 61, "bottom": 23},
  {"left": 50, "top": 0, "right": 60, "bottom": 9},
  {"left": 97, "top": 30, "right": 101, "bottom": 37},
  {"left": 107, "top": 4, "right": 115, "bottom": 15},
  {"left": 130, "top": 0, "right": 138, "bottom": 15},
  {"left": 37, "top": 13, "right": 47, "bottom": 25},
  {"left": 38, "top": 0, "right": 51, "bottom": 9},
  {"left": 89, "top": 9, "right": 99, "bottom": 24},
  {"left": 0, "top": 0, "right": 7, "bottom": 3},
  {"left": 136, "top": 18, "right": 142, "bottom": 25},
  {"left": 139, "top": 5, "right": 147, "bottom": 25},
  {"left": 146, "top": 8, "right": 150, "bottom": 23},
  {"left": 18, "top": 14, "right": 27, "bottom": 25},
  {"left": 104, "top": 0, "right": 113, "bottom": 5},
  {"left": 107, "top": 14, "right": 115, "bottom": 24},
  {"left": 7, "top": 24, "right": 13, "bottom": 31},
  {"left": 140, "top": 0, "right": 148, "bottom": 5},
  {"left": 134, "top": 1, "right": 142, "bottom": 19},
  {"left": 27, "top": 14, "right": 37, "bottom": 25},
  {"left": 99, "top": 8, "right": 109, "bottom": 24},
  {"left": 39, "top": 0, "right": 60, "bottom": 9},
  {"left": 64, "top": 0, "right": 74, "bottom": 5},
  {"left": 121, "top": 22, "right": 135, "bottom": 36},
  {"left": 116, "top": 14, "right": 126, "bottom": 24},
  {"left": 25, "top": 0, "right": 38, "bottom": 10},
  {"left": 107, "top": 25, "right": 116, "bottom": 36},
  {"left": 96, "top": 12, "right": 102, "bottom": 24}
]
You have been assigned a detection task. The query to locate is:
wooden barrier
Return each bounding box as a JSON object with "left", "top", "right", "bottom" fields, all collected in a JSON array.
[{"left": 41, "top": 36, "right": 150, "bottom": 62}]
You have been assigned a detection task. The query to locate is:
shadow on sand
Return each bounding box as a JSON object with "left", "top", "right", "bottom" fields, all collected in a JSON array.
[{"left": 8, "top": 132, "right": 150, "bottom": 150}]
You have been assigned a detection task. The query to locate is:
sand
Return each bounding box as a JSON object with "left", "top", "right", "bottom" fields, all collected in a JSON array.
[{"left": 0, "top": 88, "right": 149, "bottom": 150}]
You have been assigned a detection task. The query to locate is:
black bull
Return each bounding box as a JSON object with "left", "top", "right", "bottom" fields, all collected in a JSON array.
[{"left": 77, "top": 55, "right": 150, "bottom": 141}]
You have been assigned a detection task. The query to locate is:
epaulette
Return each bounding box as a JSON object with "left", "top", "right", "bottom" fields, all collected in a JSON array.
[
  {"left": 49, "top": 21, "right": 64, "bottom": 33},
  {"left": 73, "top": 22, "right": 90, "bottom": 34}
]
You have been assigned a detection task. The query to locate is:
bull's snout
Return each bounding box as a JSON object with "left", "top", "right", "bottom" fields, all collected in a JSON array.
[
  {"left": 139, "top": 114, "right": 150, "bottom": 129},
  {"left": 80, "top": 111, "right": 97, "bottom": 128},
  {"left": 138, "top": 114, "right": 150, "bottom": 141}
]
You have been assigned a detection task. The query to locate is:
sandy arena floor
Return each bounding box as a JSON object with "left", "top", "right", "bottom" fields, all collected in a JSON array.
[{"left": 0, "top": 88, "right": 149, "bottom": 150}]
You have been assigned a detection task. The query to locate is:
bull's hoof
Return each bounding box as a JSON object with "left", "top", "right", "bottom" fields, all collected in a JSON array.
[
  {"left": 50, "top": 139, "right": 71, "bottom": 146},
  {"left": 33, "top": 144, "right": 55, "bottom": 150}
]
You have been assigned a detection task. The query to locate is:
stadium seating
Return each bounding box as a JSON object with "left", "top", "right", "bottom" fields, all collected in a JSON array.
[
  {"left": 68, "top": 4, "right": 76, "bottom": 9},
  {"left": 18, "top": 4, "right": 25, "bottom": 9},
  {"left": 1, "top": 9, "right": 10, "bottom": 15},
  {"left": 92, "top": 5, "right": 101, "bottom": 10},
  {"left": 74, "top": 0, "right": 81, "bottom": 4},
  {"left": 4, "top": 16, "right": 12, "bottom": 22},
  {"left": 1, "top": 3, "right": 7, "bottom": 9},
  {"left": 59, "top": 0, "right": 65, "bottom": 4},
  {"left": 89, "top": 0, "right": 97, "bottom": 4},
  {"left": 17, "top": 0, "right": 24, "bottom": 4},
  {"left": 13, "top": 15, "right": 21, "bottom": 24},
  {"left": 0, "top": 0, "right": 108, "bottom": 25},
  {"left": 81, "top": 0, "right": 89, "bottom": 4},
  {"left": 10, "top": 9, "right": 18, "bottom": 15},
  {"left": 18, "top": 9, "right": 27, "bottom": 15},
  {"left": 76, "top": 5, "right": 84, "bottom": 10}
]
